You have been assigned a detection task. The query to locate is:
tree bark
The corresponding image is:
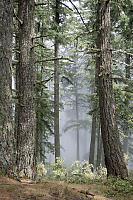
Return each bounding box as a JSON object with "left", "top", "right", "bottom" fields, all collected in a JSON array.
[
  {"left": 16, "top": 0, "right": 36, "bottom": 179},
  {"left": 96, "top": 0, "right": 128, "bottom": 178},
  {"left": 0, "top": 0, "right": 14, "bottom": 173},
  {"left": 75, "top": 89, "right": 80, "bottom": 160},
  {"left": 89, "top": 113, "right": 96, "bottom": 166},
  {"left": 54, "top": 0, "right": 61, "bottom": 161},
  {"left": 96, "top": 122, "right": 102, "bottom": 168},
  {"left": 89, "top": 62, "right": 98, "bottom": 167},
  {"left": 14, "top": 22, "right": 20, "bottom": 168}
]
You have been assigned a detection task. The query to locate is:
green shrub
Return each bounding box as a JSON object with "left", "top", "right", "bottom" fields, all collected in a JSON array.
[
  {"left": 50, "top": 157, "right": 67, "bottom": 180},
  {"left": 48, "top": 158, "right": 107, "bottom": 184},
  {"left": 37, "top": 162, "right": 47, "bottom": 180},
  {"left": 67, "top": 160, "right": 95, "bottom": 184},
  {"left": 105, "top": 177, "right": 133, "bottom": 199},
  {"left": 113, "top": 178, "right": 133, "bottom": 193}
]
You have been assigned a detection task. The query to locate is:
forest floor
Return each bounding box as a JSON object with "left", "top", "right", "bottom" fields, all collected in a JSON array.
[{"left": 0, "top": 176, "right": 132, "bottom": 200}]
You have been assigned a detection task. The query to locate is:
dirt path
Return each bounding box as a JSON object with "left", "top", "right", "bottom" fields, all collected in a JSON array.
[{"left": 0, "top": 176, "right": 113, "bottom": 200}]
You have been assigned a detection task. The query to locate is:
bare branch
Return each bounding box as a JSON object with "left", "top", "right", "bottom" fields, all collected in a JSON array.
[
  {"left": 33, "top": 35, "right": 51, "bottom": 39},
  {"left": 33, "top": 43, "right": 47, "bottom": 49},
  {"left": 35, "top": 57, "right": 74, "bottom": 63},
  {"left": 35, "top": 3, "right": 47, "bottom": 6},
  {"left": 36, "top": 76, "right": 53, "bottom": 85}
]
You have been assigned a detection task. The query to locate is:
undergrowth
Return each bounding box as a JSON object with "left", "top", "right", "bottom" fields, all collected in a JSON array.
[
  {"left": 37, "top": 157, "right": 107, "bottom": 183},
  {"left": 37, "top": 158, "right": 133, "bottom": 200},
  {"left": 104, "top": 177, "right": 133, "bottom": 199}
]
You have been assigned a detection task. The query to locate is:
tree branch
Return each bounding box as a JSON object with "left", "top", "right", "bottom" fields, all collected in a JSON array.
[
  {"left": 35, "top": 3, "right": 47, "bottom": 6},
  {"left": 85, "top": 48, "right": 133, "bottom": 57},
  {"left": 35, "top": 57, "right": 74, "bottom": 63},
  {"left": 112, "top": 49, "right": 133, "bottom": 57},
  {"left": 35, "top": 1, "right": 73, "bottom": 11},
  {"left": 36, "top": 76, "right": 53, "bottom": 85},
  {"left": 13, "top": 10, "right": 23, "bottom": 24},
  {"left": 33, "top": 43, "right": 47, "bottom": 49},
  {"left": 61, "top": 2, "right": 73, "bottom": 11},
  {"left": 112, "top": 59, "right": 131, "bottom": 67},
  {"left": 68, "top": 0, "right": 89, "bottom": 31}
]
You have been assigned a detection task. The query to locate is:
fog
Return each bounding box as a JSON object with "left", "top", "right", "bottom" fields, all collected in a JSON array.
[
  {"left": 60, "top": 105, "right": 91, "bottom": 164},
  {"left": 46, "top": 105, "right": 92, "bottom": 164}
]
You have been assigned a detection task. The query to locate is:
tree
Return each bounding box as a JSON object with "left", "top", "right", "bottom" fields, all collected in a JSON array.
[
  {"left": 54, "top": 0, "right": 61, "bottom": 161},
  {"left": 75, "top": 85, "right": 80, "bottom": 161},
  {"left": 89, "top": 111, "right": 96, "bottom": 166},
  {"left": 96, "top": 122, "right": 103, "bottom": 168},
  {"left": 15, "top": 0, "right": 36, "bottom": 179},
  {"left": 89, "top": 82, "right": 97, "bottom": 166},
  {"left": 96, "top": 0, "right": 128, "bottom": 178},
  {"left": 33, "top": 1, "right": 56, "bottom": 163},
  {"left": 0, "top": 0, "right": 14, "bottom": 173}
]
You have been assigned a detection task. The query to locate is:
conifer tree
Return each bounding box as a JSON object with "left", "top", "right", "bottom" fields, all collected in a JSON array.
[
  {"left": 96, "top": 0, "right": 128, "bottom": 178},
  {"left": 54, "top": 0, "right": 61, "bottom": 161},
  {"left": 0, "top": 0, "right": 14, "bottom": 173},
  {"left": 15, "top": 0, "right": 36, "bottom": 179}
]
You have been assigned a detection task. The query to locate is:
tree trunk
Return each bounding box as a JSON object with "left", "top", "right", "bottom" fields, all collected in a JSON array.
[
  {"left": 54, "top": 0, "right": 60, "bottom": 161},
  {"left": 96, "top": 0, "right": 128, "bottom": 178},
  {"left": 96, "top": 121, "right": 102, "bottom": 168},
  {"left": 89, "top": 113, "right": 96, "bottom": 166},
  {"left": 16, "top": 0, "right": 36, "bottom": 179},
  {"left": 36, "top": 28, "right": 46, "bottom": 163},
  {"left": 14, "top": 22, "right": 20, "bottom": 168},
  {"left": 75, "top": 90, "right": 80, "bottom": 160},
  {"left": 89, "top": 64, "right": 98, "bottom": 167},
  {"left": 0, "top": 0, "right": 14, "bottom": 173},
  {"left": 101, "top": 147, "right": 105, "bottom": 167}
]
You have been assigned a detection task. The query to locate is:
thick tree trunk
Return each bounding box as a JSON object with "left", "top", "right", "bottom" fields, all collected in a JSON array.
[
  {"left": 16, "top": 0, "right": 36, "bottom": 179},
  {"left": 0, "top": 0, "right": 14, "bottom": 173},
  {"left": 54, "top": 0, "right": 60, "bottom": 161},
  {"left": 96, "top": 0, "right": 128, "bottom": 178},
  {"left": 14, "top": 26, "right": 20, "bottom": 166}
]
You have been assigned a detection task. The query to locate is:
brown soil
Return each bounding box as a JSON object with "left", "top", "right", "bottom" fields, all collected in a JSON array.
[{"left": 0, "top": 176, "right": 113, "bottom": 200}]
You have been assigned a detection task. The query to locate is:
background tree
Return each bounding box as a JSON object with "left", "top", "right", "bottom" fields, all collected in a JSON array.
[
  {"left": 96, "top": 0, "right": 128, "bottom": 178},
  {"left": 54, "top": 0, "right": 61, "bottom": 161},
  {"left": 34, "top": 1, "right": 55, "bottom": 163},
  {"left": 0, "top": 0, "right": 14, "bottom": 174}
]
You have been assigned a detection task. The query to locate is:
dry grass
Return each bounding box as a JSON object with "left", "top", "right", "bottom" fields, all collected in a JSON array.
[{"left": 0, "top": 176, "right": 114, "bottom": 200}]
